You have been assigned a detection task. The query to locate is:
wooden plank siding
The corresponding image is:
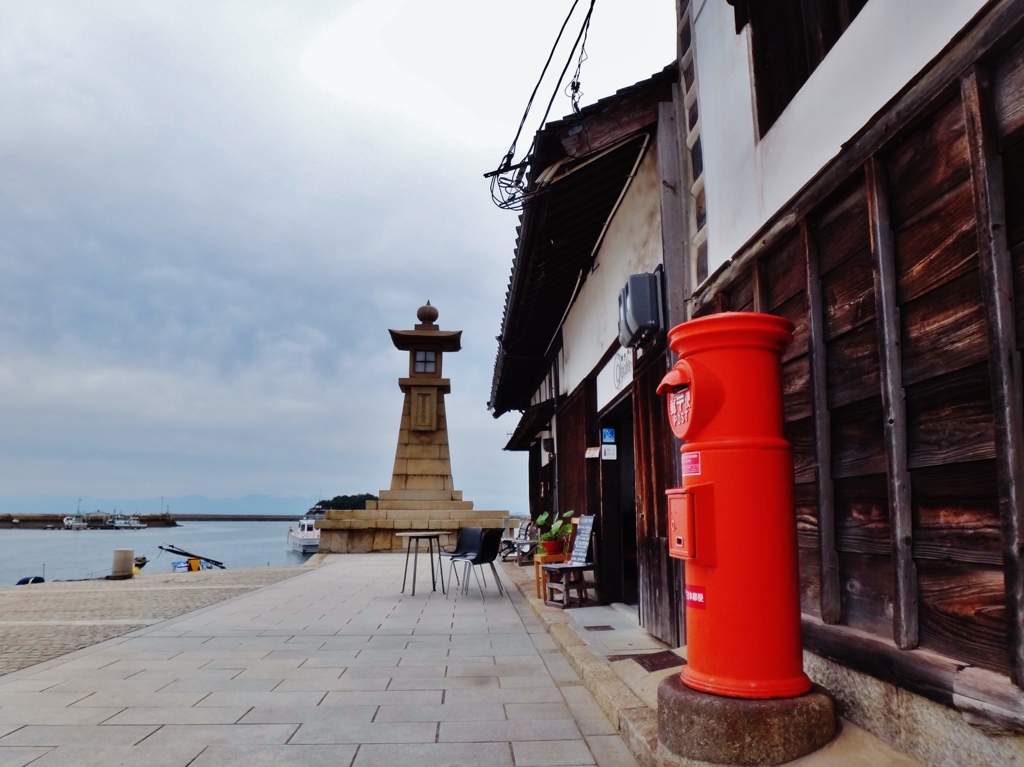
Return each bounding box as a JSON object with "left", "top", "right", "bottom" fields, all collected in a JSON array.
[
  {"left": 963, "top": 63, "right": 1024, "bottom": 686},
  {"left": 681, "top": 2, "right": 1024, "bottom": 712}
]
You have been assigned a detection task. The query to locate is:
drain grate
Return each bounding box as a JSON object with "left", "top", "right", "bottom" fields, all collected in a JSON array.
[
  {"left": 583, "top": 625, "right": 616, "bottom": 631},
  {"left": 606, "top": 650, "right": 686, "bottom": 672}
]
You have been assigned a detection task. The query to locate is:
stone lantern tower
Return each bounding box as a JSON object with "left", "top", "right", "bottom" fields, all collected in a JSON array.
[
  {"left": 384, "top": 301, "right": 463, "bottom": 495},
  {"left": 317, "top": 302, "right": 506, "bottom": 553}
]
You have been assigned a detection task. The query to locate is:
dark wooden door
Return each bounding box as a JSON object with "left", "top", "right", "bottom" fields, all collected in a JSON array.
[{"left": 633, "top": 350, "right": 683, "bottom": 646}]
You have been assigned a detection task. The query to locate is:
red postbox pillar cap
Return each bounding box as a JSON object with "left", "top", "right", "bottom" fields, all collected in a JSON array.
[{"left": 666, "top": 312, "right": 794, "bottom": 357}]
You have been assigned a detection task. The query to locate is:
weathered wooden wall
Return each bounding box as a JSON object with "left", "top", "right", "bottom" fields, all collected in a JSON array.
[{"left": 688, "top": 3, "right": 1024, "bottom": 709}]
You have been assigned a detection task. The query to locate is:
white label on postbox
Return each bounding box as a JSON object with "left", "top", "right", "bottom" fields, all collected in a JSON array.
[
  {"left": 669, "top": 388, "right": 692, "bottom": 432},
  {"left": 685, "top": 584, "right": 706, "bottom": 609},
  {"left": 681, "top": 452, "right": 701, "bottom": 476}
]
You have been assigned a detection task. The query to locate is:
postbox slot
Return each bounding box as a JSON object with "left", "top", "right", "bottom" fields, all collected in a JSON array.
[{"left": 667, "top": 490, "right": 695, "bottom": 560}]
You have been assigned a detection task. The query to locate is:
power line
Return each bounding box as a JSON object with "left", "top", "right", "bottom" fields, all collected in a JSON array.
[{"left": 486, "top": 0, "right": 597, "bottom": 211}]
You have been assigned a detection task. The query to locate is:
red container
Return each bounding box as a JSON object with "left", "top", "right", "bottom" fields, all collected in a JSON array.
[
  {"left": 657, "top": 312, "right": 810, "bottom": 700},
  {"left": 540, "top": 540, "right": 565, "bottom": 555}
]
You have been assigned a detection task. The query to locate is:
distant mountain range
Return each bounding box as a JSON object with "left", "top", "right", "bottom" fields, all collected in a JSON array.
[{"left": 0, "top": 495, "right": 318, "bottom": 516}]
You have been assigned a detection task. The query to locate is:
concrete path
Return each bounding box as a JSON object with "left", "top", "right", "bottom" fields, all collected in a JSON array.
[{"left": 0, "top": 553, "right": 637, "bottom": 767}]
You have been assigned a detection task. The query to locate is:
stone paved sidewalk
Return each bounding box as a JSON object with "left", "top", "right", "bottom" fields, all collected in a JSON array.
[
  {"left": 0, "top": 568, "right": 306, "bottom": 676},
  {"left": 0, "top": 553, "right": 638, "bottom": 767}
]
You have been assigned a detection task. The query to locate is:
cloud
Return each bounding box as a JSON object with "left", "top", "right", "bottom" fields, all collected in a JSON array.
[{"left": 0, "top": 0, "right": 674, "bottom": 513}]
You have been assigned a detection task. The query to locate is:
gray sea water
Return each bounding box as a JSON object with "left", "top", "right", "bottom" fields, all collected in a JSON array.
[{"left": 0, "top": 521, "right": 311, "bottom": 585}]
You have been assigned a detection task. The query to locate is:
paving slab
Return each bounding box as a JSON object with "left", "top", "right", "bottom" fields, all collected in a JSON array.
[
  {"left": 0, "top": 554, "right": 642, "bottom": 767},
  {"left": 513, "top": 739, "right": 597, "bottom": 766},
  {"left": 0, "top": 725, "right": 157, "bottom": 746},
  {"left": 100, "top": 706, "right": 251, "bottom": 724},
  {"left": 190, "top": 744, "right": 358, "bottom": 767},
  {"left": 0, "top": 747, "right": 53, "bottom": 767},
  {"left": 352, "top": 742, "right": 514, "bottom": 767},
  {"left": 25, "top": 743, "right": 204, "bottom": 767}
]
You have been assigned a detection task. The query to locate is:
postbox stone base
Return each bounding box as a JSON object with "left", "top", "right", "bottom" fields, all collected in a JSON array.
[{"left": 657, "top": 674, "right": 835, "bottom": 766}]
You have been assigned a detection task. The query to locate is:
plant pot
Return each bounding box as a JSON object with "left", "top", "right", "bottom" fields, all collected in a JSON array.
[{"left": 540, "top": 540, "right": 564, "bottom": 555}]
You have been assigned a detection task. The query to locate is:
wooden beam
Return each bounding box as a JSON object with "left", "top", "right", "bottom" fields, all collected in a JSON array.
[
  {"left": 690, "top": 0, "right": 1024, "bottom": 317},
  {"left": 752, "top": 258, "right": 768, "bottom": 313},
  {"left": 803, "top": 617, "right": 957, "bottom": 707},
  {"left": 658, "top": 97, "right": 690, "bottom": 332},
  {"left": 866, "top": 157, "right": 919, "bottom": 650},
  {"left": 961, "top": 65, "right": 1024, "bottom": 687},
  {"left": 802, "top": 220, "right": 840, "bottom": 624}
]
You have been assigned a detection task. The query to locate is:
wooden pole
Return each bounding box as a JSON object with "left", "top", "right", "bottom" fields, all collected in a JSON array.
[
  {"left": 866, "top": 156, "right": 919, "bottom": 650},
  {"left": 752, "top": 259, "right": 768, "bottom": 314},
  {"left": 659, "top": 96, "right": 691, "bottom": 333},
  {"left": 802, "top": 220, "right": 841, "bottom": 624},
  {"left": 961, "top": 65, "right": 1024, "bottom": 686}
]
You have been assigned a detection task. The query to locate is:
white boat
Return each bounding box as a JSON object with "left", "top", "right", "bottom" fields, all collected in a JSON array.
[
  {"left": 63, "top": 514, "right": 88, "bottom": 530},
  {"left": 287, "top": 517, "right": 320, "bottom": 554},
  {"left": 109, "top": 513, "right": 147, "bottom": 530}
]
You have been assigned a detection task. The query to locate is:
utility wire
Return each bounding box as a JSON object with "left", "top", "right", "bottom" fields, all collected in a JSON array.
[
  {"left": 487, "top": 0, "right": 597, "bottom": 211},
  {"left": 496, "top": 0, "right": 584, "bottom": 179}
]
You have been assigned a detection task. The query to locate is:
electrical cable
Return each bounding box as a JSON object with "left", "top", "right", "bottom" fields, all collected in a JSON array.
[
  {"left": 498, "top": 0, "right": 584, "bottom": 179},
  {"left": 486, "top": 0, "right": 597, "bottom": 211}
]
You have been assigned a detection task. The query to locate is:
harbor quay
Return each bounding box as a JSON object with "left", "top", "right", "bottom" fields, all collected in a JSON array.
[{"left": 0, "top": 554, "right": 640, "bottom": 767}]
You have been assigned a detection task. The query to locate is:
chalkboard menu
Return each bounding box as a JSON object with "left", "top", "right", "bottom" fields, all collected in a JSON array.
[{"left": 571, "top": 515, "right": 595, "bottom": 563}]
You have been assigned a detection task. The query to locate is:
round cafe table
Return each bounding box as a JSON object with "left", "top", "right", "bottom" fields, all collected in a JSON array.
[{"left": 396, "top": 531, "right": 446, "bottom": 596}]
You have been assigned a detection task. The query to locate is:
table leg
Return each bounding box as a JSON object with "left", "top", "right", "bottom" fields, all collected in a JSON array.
[
  {"left": 436, "top": 537, "right": 446, "bottom": 595},
  {"left": 411, "top": 538, "right": 420, "bottom": 596},
  {"left": 402, "top": 537, "right": 413, "bottom": 593},
  {"left": 428, "top": 537, "right": 437, "bottom": 592}
]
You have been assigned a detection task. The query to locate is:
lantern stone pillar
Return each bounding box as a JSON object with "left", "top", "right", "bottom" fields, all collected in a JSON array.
[{"left": 317, "top": 302, "right": 507, "bottom": 553}]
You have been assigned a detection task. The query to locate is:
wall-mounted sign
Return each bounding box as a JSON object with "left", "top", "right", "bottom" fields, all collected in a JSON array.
[
  {"left": 585, "top": 447, "right": 601, "bottom": 459},
  {"left": 602, "top": 444, "right": 618, "bottom": 461},
  {"left": 601, "top": 428, "right": 616, "bottom": 444},
  {"left": 596, "top": 347, "right": 634, "bottom": 411}
]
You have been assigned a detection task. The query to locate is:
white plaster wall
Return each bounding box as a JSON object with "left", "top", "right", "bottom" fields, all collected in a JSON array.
[
  {"left": 559, "top": 142, "right": 663, "bottom": 396},
  {"left": 693, "top": 0, "right": 989, "bottom": 273}
]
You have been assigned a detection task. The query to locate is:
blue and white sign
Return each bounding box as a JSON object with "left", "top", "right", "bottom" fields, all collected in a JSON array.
[{"left": 602, "top": 428, "right": 616, "bottom": 444}]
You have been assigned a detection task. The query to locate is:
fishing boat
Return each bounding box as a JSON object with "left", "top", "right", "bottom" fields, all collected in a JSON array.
[
  {"left": 287, "top": 516, "right": 320, "bottom": 554},
  {"left": 62, "top": 514, "right": 88, "bottom": 530},
  {"left": 109, "top": 513, "right": 146, "bottom": 530}
]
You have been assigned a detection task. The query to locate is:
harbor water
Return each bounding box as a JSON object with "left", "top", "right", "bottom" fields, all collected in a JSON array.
[{"left": 0, "top": 521, "right": 312, "bottom": 585}]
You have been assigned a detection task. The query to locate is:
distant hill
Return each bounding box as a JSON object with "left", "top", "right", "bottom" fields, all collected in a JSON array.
[{"left": 0, "top": 495, "right": 320, "bottom": 516}]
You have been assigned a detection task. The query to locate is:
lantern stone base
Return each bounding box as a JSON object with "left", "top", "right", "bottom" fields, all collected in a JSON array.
[
  {"left": 316, "top": 508, "right": 506, "bottom": 553},
  {"left": 657, "top": 674, "right": 836, "bottom": 766}
]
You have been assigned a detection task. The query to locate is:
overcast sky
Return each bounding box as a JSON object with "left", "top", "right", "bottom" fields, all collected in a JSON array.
[{"left": 0, "top": 0, "right": 675, "bottom": 514}]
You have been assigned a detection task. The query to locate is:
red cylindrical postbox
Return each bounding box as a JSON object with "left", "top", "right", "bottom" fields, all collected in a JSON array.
[{"left": 657, "top": 312, "right": 810, "bottom": 700}]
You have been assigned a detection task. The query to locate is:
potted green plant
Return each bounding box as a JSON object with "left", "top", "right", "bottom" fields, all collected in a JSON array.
[{"left": 535, "top": 510, "right": 573, "bottom": 555}]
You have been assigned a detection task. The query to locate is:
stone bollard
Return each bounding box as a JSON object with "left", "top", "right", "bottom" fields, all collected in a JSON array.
[{"left": 109, "top": 549, "right": 134, "bottom": 580}]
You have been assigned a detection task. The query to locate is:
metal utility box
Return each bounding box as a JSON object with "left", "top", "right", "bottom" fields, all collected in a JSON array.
[{"left": 617, "top": 268, "right": 663, "bottom": 348}]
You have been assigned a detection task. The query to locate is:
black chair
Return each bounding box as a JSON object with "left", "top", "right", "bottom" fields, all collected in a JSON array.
[
  {"left": 441, "top": 527, "right": 482, "bottom": 588},
  {"left": 447, "top": 528, "right": 505, "bottom": 601}
]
